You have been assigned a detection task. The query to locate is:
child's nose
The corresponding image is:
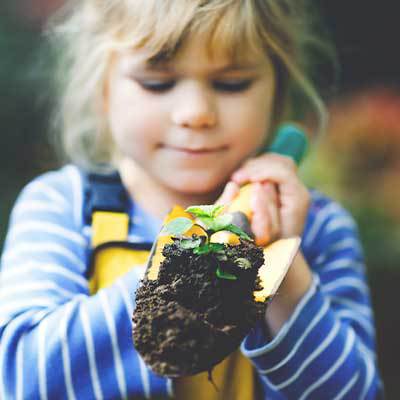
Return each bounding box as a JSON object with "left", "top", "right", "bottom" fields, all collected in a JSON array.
[{"left": 171, "top": 83, "right": 217, "bottom": 129}]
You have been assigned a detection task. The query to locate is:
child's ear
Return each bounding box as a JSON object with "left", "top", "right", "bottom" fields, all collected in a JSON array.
[
  {"left": 101, "top": 54, "right": 116, "bottom": 113},
  {"left": 101, "top": 72, "right": 110, "bottom": 113}
]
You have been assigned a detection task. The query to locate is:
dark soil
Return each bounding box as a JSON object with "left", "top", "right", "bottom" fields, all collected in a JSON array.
[{"left": 132, "top": 238, "right": 266, "bottom": 377}]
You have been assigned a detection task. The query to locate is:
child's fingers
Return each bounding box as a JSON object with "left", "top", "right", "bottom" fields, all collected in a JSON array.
[
  {"left": 262, "top": 182, "right": 280, "bottom": 229},
  {"left": 250, "top": 182, "right": 280, "bottom": 246},
  {"left": 262, "top": 183, "right": 281, "bottom": 241},
  {"left": 231, "top": 153, "right": 297, "bottom": 185},
  {"left": 215, "top": 181, "right": 240, "bottom": 206}
]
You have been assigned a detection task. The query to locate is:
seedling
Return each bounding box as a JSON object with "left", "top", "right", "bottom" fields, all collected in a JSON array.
[{"left": 161, "top": 205, "right": 253, "bottom": 280}]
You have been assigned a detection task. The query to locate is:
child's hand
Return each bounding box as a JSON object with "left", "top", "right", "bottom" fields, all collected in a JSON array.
[
  {"left": 217, "top": 160, "right": 313, "bottom": 334},
  {"left": 231, "top": 153, "right": 311, "bottom": 246}
]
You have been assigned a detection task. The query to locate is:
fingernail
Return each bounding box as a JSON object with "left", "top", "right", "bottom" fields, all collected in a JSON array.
[
  {"left": 228, "top": 181, "right": 240, "bottom": 195},
  {"left": 231, "top": 171, "right": 243, "bottom": 180}
]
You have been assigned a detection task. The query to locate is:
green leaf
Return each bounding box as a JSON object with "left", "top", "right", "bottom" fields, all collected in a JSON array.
[
  {"left": 186, "top": 205, "right": 225, "bottom": 218},
  {"left": 210, "top": 214, "right": 233, "bottom": 231},
  {"left": 210, "top": 205, "right": 226, "bottom": 218},
  {"left": 216, "top": 267, "right": 237, "bottom": 280},
  {"left": 161, "top": 217, "right": 194, "bottom": 236},
  {"left": 180, "top": 237, "right": 202, "bottom": 249},
  {"left": 195, "top": 216, "right": 214, "bottom": 231},
  {"left": 225, "top": 224, "right": 252, "bottom": 241}
]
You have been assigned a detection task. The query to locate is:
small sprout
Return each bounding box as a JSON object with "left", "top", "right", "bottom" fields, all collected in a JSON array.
[
  {"left": 235, "top": 258, "right": 252, "bottom": 270},
  {"left": 162, "top": 204, "right": 253, "bottom": 281},
  {"left": 216, "top": 266, "right": 238, "bottom": 281},
  {"left": 186, "top": 205, "right": 232, "bottom": 232},
  {"left": 185, "top": 205, "right": 251, "bottom": 241}
]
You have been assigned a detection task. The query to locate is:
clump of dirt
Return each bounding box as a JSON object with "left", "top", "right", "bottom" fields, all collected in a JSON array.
[{"left": 132, "top": 238, "right": 266, "bottom": 377}]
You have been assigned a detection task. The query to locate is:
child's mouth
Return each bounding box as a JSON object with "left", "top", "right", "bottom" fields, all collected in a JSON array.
[{"left": 162, "top": 145, "right": 228, "bottom": 156}]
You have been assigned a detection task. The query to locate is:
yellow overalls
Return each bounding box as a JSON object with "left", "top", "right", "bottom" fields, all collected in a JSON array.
[{"left": 85, "top": 171, "right": 258, "bottom": 400}]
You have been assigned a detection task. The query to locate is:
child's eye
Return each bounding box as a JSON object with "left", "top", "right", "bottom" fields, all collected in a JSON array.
[
  {"left": 139, "top": 80, "right": 176, "bottom": 92},
  {"left": 212, "top": 79, "right": 253, "bottom": 92}
]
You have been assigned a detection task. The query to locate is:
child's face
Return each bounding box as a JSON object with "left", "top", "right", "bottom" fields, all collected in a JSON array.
[{"left": 105, "top": 35, "right": 275, "bottom": 195}]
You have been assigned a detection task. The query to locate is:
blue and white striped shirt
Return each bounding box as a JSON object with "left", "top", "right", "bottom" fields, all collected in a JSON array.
[{"left": 0, "top": 165, "right": 382, "bottom": 399}]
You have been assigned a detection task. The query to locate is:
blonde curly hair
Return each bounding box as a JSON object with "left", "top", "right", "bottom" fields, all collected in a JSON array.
[{"left": 47, "top": 0, "right": 330, "bottom": 171}]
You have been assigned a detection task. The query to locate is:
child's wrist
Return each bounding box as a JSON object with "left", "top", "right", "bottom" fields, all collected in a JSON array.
[{"left": 265, "top": 251, "right": 313, "bottom": 336}]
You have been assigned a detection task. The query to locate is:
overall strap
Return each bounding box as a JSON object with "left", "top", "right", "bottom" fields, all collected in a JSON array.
[
  {"left": 82, "top": 169, "right": 131, "bottom": 246},
  {"left": 81, "top": 168, "right": 152, "bottom": 292}
]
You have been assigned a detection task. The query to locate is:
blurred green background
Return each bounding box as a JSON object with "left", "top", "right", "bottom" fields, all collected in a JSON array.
[{"left": 1, "top": 1, "right": 400, "bottom": 398}]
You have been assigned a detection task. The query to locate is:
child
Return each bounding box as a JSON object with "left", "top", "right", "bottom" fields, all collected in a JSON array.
[{"left": 0, "top": 0, "right": 382, "bottom": 399}]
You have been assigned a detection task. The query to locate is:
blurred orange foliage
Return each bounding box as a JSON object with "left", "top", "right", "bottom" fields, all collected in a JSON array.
[{"left": 311, "top": 88, "right": 400, "bottom": 222}]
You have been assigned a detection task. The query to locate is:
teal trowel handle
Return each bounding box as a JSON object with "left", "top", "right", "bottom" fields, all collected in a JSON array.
[{"left": 268, "top": 123, "right": 308, "bottom": 165}]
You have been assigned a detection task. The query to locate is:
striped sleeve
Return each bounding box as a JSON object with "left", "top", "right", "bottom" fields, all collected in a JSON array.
[
  {"left": 0, "top": 166, "right": 170, "bottom": 400},
  {"left": 241, "top": 192, "right": 383, "bottom": 399}
]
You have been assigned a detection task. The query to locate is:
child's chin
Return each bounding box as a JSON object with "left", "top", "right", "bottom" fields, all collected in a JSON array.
[{"left": 164, "top": 173, "right": 225, "bottom": 195}]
